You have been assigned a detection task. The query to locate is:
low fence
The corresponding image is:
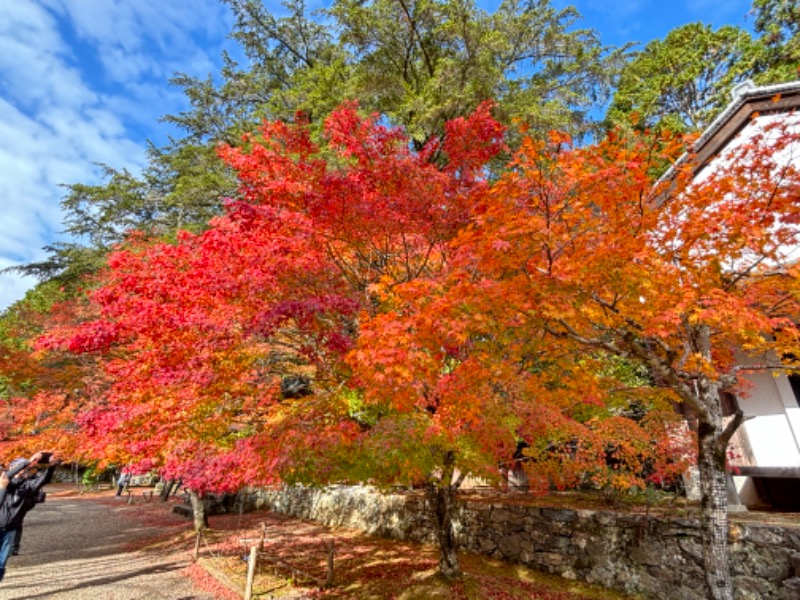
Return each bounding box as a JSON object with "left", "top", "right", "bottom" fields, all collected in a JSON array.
[{"left": 231, "top": 485, "right": 800, "bottom": 600}]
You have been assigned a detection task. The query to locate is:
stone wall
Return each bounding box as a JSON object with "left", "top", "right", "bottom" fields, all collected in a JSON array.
[{"left": 237, "top": 485, "right": 800, "bottom": 600}]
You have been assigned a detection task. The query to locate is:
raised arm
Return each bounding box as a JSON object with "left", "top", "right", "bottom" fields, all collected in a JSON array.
[
  {"left": 5, "top": 460, "right": 30, "bottom": 480},
  {"left": 25, "top": 454, "right": 60, "bottom": 490},
  {"left": 0, "top": 472, "right": 9, "bottom": 506}
]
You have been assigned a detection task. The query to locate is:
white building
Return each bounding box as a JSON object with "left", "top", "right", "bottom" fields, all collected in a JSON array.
[{"left": 685, "top": 80, "right": 800, "bottom": 509}]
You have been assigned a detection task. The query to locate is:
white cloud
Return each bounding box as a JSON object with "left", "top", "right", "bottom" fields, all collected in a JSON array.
[
  {"left": 0, "top": 0, "right": 233, "bottom": 312},
  {"left": 52, "top": 0, "right": 228, "bottom": 83},
  {"left": 0, "top": 3, "right": 94, "bottom": 112}
]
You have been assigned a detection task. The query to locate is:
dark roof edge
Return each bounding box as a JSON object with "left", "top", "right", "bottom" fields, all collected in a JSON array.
[
  {"left": 693, "top": 80, "right": 800, "bottom": 153},
  {"left": 658, "top": 80, "right": 800, "bottom": 186}
]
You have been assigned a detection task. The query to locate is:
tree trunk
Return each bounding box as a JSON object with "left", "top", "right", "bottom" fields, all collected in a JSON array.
[
  {"left": 160, "top": 479, "right": 174, "bottom": 502},
  {"left": 427, "top": 482, "right": 459, "bottom": 578},
  {"left": 187, "top": 489, "right": 209, "bottom": 532},
  {"left": 696, "top": 415, "right": 734, "bottom": 600},
  {"left": 160, "top": 479, "right": 181, "bottom": 501},
  {"left": 426, "top": 450, "right": 463, "bottom": 579}
]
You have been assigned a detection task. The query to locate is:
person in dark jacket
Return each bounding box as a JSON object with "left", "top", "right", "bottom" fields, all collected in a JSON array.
[
  {"left": 11, "top": 457, "right": 59, "bottom": 555},
  {"left": 0, "top": 452, "right": 54, "bottom": 581}
]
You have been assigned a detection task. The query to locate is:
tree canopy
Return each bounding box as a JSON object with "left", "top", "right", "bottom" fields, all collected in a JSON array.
[
  {"left": 752, "top": 0, "right": 800, "bottom": 83},
  {"left": 3, "top": 1, "right": 800, "bottom": 593},
  {"left": 607, "top": 1, "right": 800, "bottom": 134},
  {"left": 606, "top": 23, "right": 758, "bottom": 132},
  {"left": 8, "top": 0, "right": 625, "bottom": 293},
  {"left": 445, "top": 118, "right": 800, "bottom": 598},
  {"left": 11, "top": 104, "right": 685, "bottom": 578}
]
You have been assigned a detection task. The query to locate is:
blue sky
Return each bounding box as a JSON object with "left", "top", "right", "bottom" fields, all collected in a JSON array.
[
  {"left": 554, "top": 0, "right": 754, "bottom": 48},
  {"left": 0, "top": 0, "right": 755, "bottom": 311}
]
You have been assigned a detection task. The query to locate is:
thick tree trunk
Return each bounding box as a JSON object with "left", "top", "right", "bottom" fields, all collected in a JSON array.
[
  {"left": 187, "top": 489, "right": 209, "bottom": 532},
  {"left": 427, "top": 482, "right": 459, "bottom": 578},
  {"left": 696, "top": 415, "right": 734, "bottom": 600},
  {"left": 427, "top": 451, "right": 463, "bottom": 579}
]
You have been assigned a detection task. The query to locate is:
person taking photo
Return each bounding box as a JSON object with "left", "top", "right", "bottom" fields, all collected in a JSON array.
[{"left": 0, "top": 451, "right": 59, "bottom": 581}]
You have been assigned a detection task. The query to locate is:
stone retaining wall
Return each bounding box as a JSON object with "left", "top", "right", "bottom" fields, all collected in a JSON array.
[{"left": 237, "top": 485, "right": 800, "bottom": 600}]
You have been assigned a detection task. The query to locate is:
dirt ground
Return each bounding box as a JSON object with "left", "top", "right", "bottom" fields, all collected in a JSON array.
[
  {"left": 0, "top": 483, "right": 219, "bottom": 599},
  {"left": 0, "top": 483, "right": 642, "bottom": 599},
  {"left": 3, "top": 482, "right": 797, "bottom": 599}
]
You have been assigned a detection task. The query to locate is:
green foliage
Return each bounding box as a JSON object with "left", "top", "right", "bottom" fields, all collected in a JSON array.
[
  {"left": 145, "top": 143, "right": 235, "bottom": 229},
  {"left": 0, "top": 377, "right": 11, "bottom": 401},
  {"left": 0, "top": 281, "right": 65, "bottom": 342},
  {"left": 180, "top": 0, "right": 625, "bottom": 147},
  {"left": 344, "top": 387, "right": 385, "bottom": 430},
  {"left": 80, "top": 465, "right": 106, "bottom": 487},
  {"left": 167, "top": 0, "right": 344, "bottom": 141},
  {"left": 20, "top": 0, "right": 622, "bottom": 296},
  {"left": 330, "top": 0, "right": 622, "bottom": 144},
  {"left": 6, "top": 242, "right": 108, "bottom": 292},
  {"left": 752, "top": 0, "right": 800, "bottom": 83},
  {"left": 606, "top": 23, "right": 758, "bottom": 133},
  {"left": 597, "top": 354, "right": 650, "bottom": 387},
  {"left": 9, "top": 148, "right": 231, "bottom": 287}
]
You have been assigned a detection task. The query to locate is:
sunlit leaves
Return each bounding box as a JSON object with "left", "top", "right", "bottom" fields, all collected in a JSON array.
[
  {"left": 457, "top": 115, "right": 800, "bottom": 437},
  {"left": 28, "top": 103, "right": 504, "bottom": 492}
]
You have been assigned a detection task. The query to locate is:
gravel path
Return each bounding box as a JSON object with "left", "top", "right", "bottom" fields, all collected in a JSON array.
[{"left": 0, "top": 486, "right": 218, "bottom": 599}]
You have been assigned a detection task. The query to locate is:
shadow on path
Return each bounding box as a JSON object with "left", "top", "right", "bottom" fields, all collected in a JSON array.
[{"left": 0, "top": 489, "right": 216, "bottom": 599}]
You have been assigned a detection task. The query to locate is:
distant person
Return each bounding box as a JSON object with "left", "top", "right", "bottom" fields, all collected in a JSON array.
[
  {"left": 0, "top": 451, "right": 55, "bottom": 581},
  {"left": 116, "top": 471, "right": 131, "bottom": 498}
]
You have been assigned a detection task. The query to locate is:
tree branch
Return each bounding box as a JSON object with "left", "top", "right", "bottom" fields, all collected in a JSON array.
[
  {"left": 720, "top": 409, "right": 744, "bottom": 449},
  {"left": 397, "top": 0, "right": 435, "bottom": 78}
]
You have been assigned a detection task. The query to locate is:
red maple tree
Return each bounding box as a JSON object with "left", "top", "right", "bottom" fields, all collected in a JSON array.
[
  {"left": 25, "top": 104, "right": 693, "bottom": 579},
  {"left": 32, "top": 104, "right": 504, "bottom": 529}
]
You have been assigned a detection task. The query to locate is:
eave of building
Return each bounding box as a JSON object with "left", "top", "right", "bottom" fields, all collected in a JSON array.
[
  {"left": 660, "top": 80, "right": 800, "bottom": 185},
  {"left": 693, "top": 80, "right": 800, "bottom": 175}
]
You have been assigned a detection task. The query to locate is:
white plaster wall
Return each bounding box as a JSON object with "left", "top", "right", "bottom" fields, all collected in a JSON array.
[
  {"left": 694, "top": 111, "right": 800, "bottom": 268},
  {"left": 738, "top": 370, "right": 800, "bottom": 466},
  {"left": 740, "top": 416, "right": 800, "bottom": 466},
  {"left": 696, "top": 112, "right": 800, "bottom": 186},
  {"left": 741, "top": 370, "right": 791, "bottom": 416}
]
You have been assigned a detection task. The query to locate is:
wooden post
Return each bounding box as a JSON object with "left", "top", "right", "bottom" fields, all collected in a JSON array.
[
  {"left": 259, "top": 522, "right": 267, "bottom": 551},
  {"left": 244, "top": 545, "right": 258, "bottom": 600},
  {"left": 193, "top": 530, "right": 202, "bottom": 562},
  {"left": 325, "top": 539, "right": 335, "bottom": 588}
]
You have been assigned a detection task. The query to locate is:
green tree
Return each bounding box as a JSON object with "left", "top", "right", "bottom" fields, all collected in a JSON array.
[
  {"left": 330, "top": 0, "right": 623, "bottom": 144},
  {"left": 165, "top": 0, "right": 344, "bottom": 141},
  {"left": 12, "top": 0, "right": 623, "bottom": 294},
  {"left": 6, "top": 145, "right": 234, "bottom": 287},
  {"left": 173, "top": 0, "right": 625, "bottom": 147},
  {"left": 607, "top": 23, "right": 758, "bottom": 132},
  {"left": 752, "top": 0, "right": 800, "bottom": 83}
]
